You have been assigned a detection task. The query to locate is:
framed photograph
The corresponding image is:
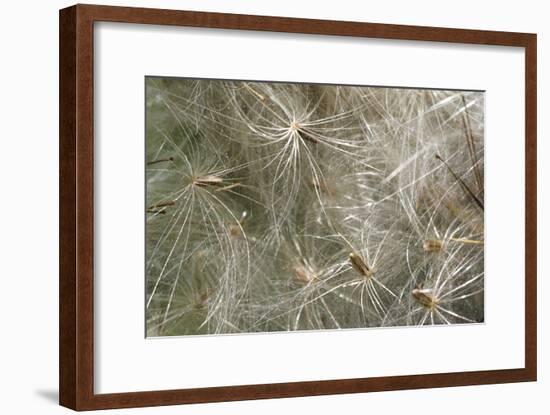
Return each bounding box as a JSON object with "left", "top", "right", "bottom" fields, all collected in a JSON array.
[{"left": 59, "top": 4, "right": 537, "bottom": 410}]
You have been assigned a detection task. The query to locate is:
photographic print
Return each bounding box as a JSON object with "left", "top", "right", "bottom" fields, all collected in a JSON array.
[{"left": 145, "top": 77, "right": 484, "bottom": 337}]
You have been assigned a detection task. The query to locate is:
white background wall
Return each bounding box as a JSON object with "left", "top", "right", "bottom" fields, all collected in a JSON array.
[{"left": 0, "top": 0, "right": 546, "bottom": 413}]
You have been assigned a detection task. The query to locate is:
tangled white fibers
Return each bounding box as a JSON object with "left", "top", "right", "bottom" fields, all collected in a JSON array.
[{"left": 145, "top": 78, "right": 484, "bottom": 336}]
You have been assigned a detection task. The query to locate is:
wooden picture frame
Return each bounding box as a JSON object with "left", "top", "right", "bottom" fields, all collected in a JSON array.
[{"left": 59, "top": 4, "right": 537, "bottom": 410}]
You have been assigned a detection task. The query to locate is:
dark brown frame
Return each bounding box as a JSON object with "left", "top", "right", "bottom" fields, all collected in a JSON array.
[{"left": 59, "top": 3, "right": 537, "bottom": 411}]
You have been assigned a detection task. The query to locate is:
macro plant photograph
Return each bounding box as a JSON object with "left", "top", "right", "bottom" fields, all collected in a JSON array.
[{"left": 145, "top": 77, "right": 485, "bottom": 337}]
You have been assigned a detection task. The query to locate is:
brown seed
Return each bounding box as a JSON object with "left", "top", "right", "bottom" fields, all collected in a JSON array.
[
  {"left": 194, "top": 175, "right": 224, "bottom": 187},
  {"left": 229, "top": 225, "right": 242, "bottom": 238},
  {"left": 423, "top": 239, "right": 443, "bottom": 252},
  {"left": 147, "top": 156, "right": 174, "bottom": 166},
  {"left": 293, "top": 265, "right": 317, "bottom": 283},
  {"left": 412, "top": 288, "right": 438, "bottom": 309},
  {"left": 349, "top": 252, "right": 373, "bottom": 278},
  {"left": 148, "top": 200, "right": 176, "bottom": 209}
]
